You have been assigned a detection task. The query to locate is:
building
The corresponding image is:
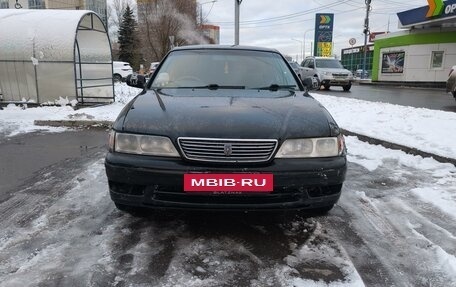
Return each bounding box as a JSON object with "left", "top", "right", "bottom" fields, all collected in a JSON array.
[
  {"left": 1, "top": 0, "right": 107, "bottom": 26},
  {"left": 340, "top": 44, "right": 374, "bottom": 74},
  {"left": 371, "top": 0, "right": 456, "bottom": 84},
  {"left": 199, "top": 24, "right": 220, "bottom": 44}
]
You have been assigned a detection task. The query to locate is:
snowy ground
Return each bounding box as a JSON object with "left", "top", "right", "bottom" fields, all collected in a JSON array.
[
  {"left": 1, "top": 84, "right": 456, "bottom": 286},
  {"left": 0, "top": 134, "right": 455, "bottom": 286}
]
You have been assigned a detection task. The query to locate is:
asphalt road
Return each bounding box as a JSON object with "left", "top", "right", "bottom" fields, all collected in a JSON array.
[
  {"left": 0, "top": 129, "right": 108, "bottom": 203},
  {"left": 1, "top": 130, "right": 455, "bottom": 286},
  {"left": 313, "top": 84, "right": 456, "bottom": 113}
]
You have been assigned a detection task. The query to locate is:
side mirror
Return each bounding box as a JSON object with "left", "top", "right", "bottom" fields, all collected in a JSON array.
[
  {"left": 308, "top": 64, "right": 315, "bottom": 69},
  {"left": 303, "top": 77, "right": 320, "bottom": 91},
  {"left": 126, "top": 74, "right": 146, "bottom": 89}
]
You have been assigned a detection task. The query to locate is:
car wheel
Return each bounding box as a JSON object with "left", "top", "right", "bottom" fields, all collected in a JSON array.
[
  {"left": 113, "top": 74, "right": 122, "bottom": 82},
  {"left": 323, "top": 84, "right": 330, "bottom": 90},
  {"left": 343, "top": 84, "right": 351, "bottom": 92}
]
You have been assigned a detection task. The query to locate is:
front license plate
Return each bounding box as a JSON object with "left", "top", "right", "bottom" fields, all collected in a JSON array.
[{"left": 184, "top": 173, "right": 273, "bottom": 193}]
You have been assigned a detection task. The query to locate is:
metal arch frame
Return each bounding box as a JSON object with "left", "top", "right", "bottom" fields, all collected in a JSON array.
[{"left": 73, "top": 12, "right": 115, "bottom": 105}]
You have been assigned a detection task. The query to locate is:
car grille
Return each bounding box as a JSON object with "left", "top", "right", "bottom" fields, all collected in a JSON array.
[
  {"left": 178, "top": 137, "right": 278, "bottom": 163},
  {"left": 332, "top": 73, "right": 348, "bottom": 77}
]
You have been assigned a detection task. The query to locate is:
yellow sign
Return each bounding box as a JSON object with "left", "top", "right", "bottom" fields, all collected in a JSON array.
[{"left": 317, "top": 42, "right": 332, "bottom": 57}]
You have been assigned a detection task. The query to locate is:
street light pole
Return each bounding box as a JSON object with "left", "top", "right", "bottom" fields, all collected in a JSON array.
[
  {"left": 235, "top": 0, "right": 242, "bottom": 45},
  {"left": 303, "top": 28, "right": 313, "bottom": 61},
  {"left": 291, "top": 38, "right": 303, "bottom": 63},
  {"left": 362, "top": 0, "right": 372, "bottom": 79},
  {"left": 199, "top": 0, "right": 217, "bottom": 25}
]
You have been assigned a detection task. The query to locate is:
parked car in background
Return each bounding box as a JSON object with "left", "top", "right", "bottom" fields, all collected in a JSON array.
[
  {"left": 355, "top": 69, "right": 369, "bottom": 79},
  {"left": 148, "top": 62, "right": 160, "bottom": 77},
  {"left": 446, "top": 65, "right": 456, "bottom": 101},
  {"left": 113, "top": 61, "right": 133, "bottom": 82},
  {"left": 288, "top": 61, "right": 304, "bottom": 81},
  {"left": 105, "top": 45, "right": 347, "bottom": 214},
  {"left": 301, "top": 56, "right": 353, "bottom": 91}
]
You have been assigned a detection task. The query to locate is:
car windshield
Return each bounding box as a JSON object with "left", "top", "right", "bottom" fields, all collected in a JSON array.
[
  {"left": 150, "top": 49, "right": 299, "bottom": 91},
  {"left": 315, "top": 59, "right": 344, "bottom": 69}
]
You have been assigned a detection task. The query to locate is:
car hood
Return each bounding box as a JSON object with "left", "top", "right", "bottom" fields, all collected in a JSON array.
[{"left": 115, "top": 89, "right": 338, "bottom": 140}]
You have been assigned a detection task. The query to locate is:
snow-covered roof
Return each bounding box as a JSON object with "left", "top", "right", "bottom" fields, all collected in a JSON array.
[
  {"left": 0, "top": 10, "right": 101, "bottom": 62},
  {"left": 0, "top": 10, "right": 113, "bottom": 104}
]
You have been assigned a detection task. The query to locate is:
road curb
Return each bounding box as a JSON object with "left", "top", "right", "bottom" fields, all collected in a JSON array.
[
  {"left": 341, "top": 129, "right": 456, "bottom": 166},
  {"left": 33, "top": 120, "right": 456, "bottom": 166},
  {"left": 34, "top": 120, "right": 113, "bottom": 128}
]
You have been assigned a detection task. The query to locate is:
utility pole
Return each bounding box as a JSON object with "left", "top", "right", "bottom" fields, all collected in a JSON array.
[
  {"left": 362, "top": 0, "right": 371, "bottom": 79},
  {"left": 235, "top": 0, "right": 242, "bottom": 45}
]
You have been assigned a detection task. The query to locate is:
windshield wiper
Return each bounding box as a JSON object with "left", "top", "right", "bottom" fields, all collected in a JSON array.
[
  {"left": 176, "top": 84, "right": 245, "bottom": 90},
  {"left": 253, "top": 84, "right": 297, "bottom": 91}
]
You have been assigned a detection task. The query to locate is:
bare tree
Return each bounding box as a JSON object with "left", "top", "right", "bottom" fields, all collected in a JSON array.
[{"left": 137, "top": 0, "right": 207, "bottom": 64}]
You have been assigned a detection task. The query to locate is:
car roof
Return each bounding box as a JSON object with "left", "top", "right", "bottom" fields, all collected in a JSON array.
[{"left": 171, "top": 44, "right": 280, "bottom": 54}]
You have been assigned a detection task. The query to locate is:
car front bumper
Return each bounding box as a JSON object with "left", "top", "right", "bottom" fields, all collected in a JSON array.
[
  {"left": 321, "top": 77, "right": 352, "bottom": 86},
  {"left": 105, "top": 152, "right": 347, "bottom": 211}
]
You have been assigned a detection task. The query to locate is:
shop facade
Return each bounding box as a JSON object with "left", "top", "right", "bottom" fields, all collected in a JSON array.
[{"left": 371, "top": 0, "right": 456, "bottom": 84}]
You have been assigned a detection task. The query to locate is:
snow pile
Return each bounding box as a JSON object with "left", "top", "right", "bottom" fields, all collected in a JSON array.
[
  {"left": 311, "top": 93, "right": 456, "bottom": 160},
  {"left": 0, "top": 83, "right": 140, "bottom": 137}
]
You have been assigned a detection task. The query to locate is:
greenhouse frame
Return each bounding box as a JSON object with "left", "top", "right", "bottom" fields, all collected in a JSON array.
[{"left": 0, "top": 10, "right": 114, "bottom": 105}]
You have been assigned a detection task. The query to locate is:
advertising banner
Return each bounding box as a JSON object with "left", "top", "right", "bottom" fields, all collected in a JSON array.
[
  {"left": 381, "top": 52, "right": 405, "bottom": 73},
  {"left": 397, "top": 0, "right": 456, "bottom": 28},
  {"left": 314, "top": 13, "right": 334, "bottom": 57}
]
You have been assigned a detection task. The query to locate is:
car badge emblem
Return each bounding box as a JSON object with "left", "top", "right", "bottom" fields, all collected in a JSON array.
[{"left": 224, "top": 144, "right": 232, "bottom": 156}]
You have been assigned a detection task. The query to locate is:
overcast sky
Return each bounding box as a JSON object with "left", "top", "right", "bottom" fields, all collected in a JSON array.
[{"left": 200, "top": 0, "right": 429, "bottom": 62}]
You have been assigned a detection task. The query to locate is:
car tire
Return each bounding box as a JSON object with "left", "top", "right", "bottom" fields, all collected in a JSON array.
[
  {"left": 452, "top": 91, "right": 456, "bottom": 97},
  {"left": 113, "top": 74, "right": 122, "bottom": 82},
  {"left": 342, "top": 84, "right": 351, "bottom": 92},
  {"left": 323, "top": 84, "right": 330, "bottom": 90}
]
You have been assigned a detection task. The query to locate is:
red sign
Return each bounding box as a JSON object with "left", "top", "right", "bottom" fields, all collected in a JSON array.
[{"left": 184, "top": 173, "right": 274, "bottom": 193}]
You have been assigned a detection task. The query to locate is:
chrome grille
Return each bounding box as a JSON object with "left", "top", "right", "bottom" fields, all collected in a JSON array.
[{"left": 178, "top": 137, "right": 278, "bottom": 163}]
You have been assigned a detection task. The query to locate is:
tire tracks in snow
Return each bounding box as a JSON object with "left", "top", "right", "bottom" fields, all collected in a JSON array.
[{"left": 327, "top": 162, "right": 456, "bottom": 287}]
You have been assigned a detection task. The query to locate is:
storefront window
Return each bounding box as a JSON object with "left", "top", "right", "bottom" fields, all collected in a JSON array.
[{"left": 431, "top": 51, "right": 444, "bottom": 69}]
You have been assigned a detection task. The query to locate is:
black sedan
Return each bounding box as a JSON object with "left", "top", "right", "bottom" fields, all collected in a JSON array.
[{"left": 105, "top": 45, "right": 347, "bottom": 213}]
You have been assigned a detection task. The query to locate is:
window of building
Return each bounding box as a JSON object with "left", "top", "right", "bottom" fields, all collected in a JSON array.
[
  {"left": 0, "top": 0, "right": 9, "bottom": 8},
  {"left": 28, "top": 0, "right": 45, "bottom": 9},
  {"left": 431, "top": 51, "right": 444, "bottom": 69}
]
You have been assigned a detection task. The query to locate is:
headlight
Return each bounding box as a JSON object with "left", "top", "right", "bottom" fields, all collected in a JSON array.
[
  {"left": 114, "top": 132, "right": 180, "bottom": 157},
  {"left": 323, "top": 72, "right": 332, "bottom": 76},
  {"left": 108, "top": 129, "right": 116, "bottom": 152},
  {"left": 275, "top": 135, "right": 345, "bottom": 158}
]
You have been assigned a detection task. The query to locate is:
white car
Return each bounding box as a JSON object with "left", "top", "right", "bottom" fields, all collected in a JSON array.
[
  {"left": 301, "top": 57, "right": 354, "bottom": 91},
  {"left": 113, "top": 61, "right": 133, "bottom": 82},
  {"left": 148, "top": 62, "right": 160, "bottom": 77}
]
